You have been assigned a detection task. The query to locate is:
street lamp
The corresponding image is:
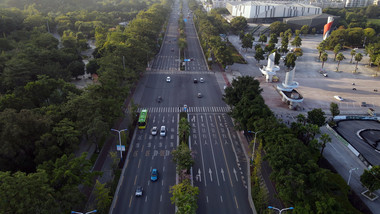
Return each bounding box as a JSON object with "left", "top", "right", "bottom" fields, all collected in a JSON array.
[
  {"left": 71, "top": 210, "right": 97, "bottom": 214},
  {"left": 347, "top": 167, "right": 359, "bottom": 185},
  {"left": 111, "top": 128, "right": 128, "bottom": 159},
  {"left": 247, "top": 130, "right": 262, "bottom": 162},
  {"left": 268, "top": 206, "right": 294, "bottom": 213}
]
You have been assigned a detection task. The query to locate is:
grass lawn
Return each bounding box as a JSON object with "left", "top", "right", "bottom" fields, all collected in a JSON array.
[{"left": 227, "top": 42, "right": 247, "bottom": 64}]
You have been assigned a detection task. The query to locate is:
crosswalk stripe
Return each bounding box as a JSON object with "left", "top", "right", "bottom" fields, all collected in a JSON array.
[{"left": 136, "top": 106, "right": 230, "bottom": 113}]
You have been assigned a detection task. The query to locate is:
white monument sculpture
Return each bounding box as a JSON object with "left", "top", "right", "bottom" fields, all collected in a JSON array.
[
  {"left": 259, "top": 52, "right": 280, "bottom": 82},
  {"left": 277, "top": 66, "right": 303, "bottom": 110}
]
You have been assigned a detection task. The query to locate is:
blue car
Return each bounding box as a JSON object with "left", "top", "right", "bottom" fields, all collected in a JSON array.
[{"left": 151, "top": 169, "right": 158, "bottom": 181}]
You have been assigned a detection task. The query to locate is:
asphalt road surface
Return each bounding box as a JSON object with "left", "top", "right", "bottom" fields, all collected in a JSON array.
[{"left": 110, "top": 0, "right": 253, "bottom": 213}]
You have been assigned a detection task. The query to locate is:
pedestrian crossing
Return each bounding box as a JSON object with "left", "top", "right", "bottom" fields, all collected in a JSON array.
[
  {"left": 135, "top": 106, "right": 231, "bottom": 113},
  {"left": 146, "top": 70, "right": 213, "bottom": 75}
]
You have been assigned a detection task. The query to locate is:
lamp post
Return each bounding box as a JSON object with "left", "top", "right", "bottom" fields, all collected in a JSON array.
[
  {"left": 71, "top": 210, "right": 97, "bottom": 214},
  {"left": 247, "top": 130, "right": 262, "bottom": 162},
  {"left": 268, "top": 206, "right": 294, "bottom": 213},
  {"left": 111, "top": 128, "right": 128, "bottom": 159},
  {"left": 348, "top": 167, "right": 359, "bottom": 185}
]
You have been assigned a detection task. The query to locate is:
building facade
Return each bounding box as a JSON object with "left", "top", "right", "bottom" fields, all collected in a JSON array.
[{"left": 226, "top": 1, "right": 322, "bottom": 22}]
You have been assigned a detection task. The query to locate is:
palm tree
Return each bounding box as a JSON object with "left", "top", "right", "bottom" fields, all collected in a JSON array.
[
  {"left": 333, "top": 44, "right": 342, "bottom": 61},
  {"left": 320, "top": 52, "right": 328, "bottom": 69},
  {"left": 317, "top": 42, "right": 326, "bottom": 60},
  {"left": 319, "top": 133, "right": 331, "bottom": 160},
  {"left": 336, "top": 53, "right": 345, "bottom": 72},
  {"left": 375, "top": 55, "right": 380, "bottom": 77},
  {"left": 350, "top": 49, "right": 356, "bottom": 63},
  {"left": 354, "top": 53, "right": 363, "bottom": 73}
]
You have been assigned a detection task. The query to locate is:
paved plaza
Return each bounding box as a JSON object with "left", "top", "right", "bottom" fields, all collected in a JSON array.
[{"left": 227, "top": 34, "right": 380, "bottom": 117}]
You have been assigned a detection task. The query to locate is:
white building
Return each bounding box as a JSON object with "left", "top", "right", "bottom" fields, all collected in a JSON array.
[
  {"left": 345, "top": 0, "right": 370, "bottom": 7},
  {"left": 226, "top": 1, "right": 322, "bottom": 21}
]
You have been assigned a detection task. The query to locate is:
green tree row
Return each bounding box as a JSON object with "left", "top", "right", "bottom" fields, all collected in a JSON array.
[{"left": 224, "top": 76, "right": 362, "bottom": 213}]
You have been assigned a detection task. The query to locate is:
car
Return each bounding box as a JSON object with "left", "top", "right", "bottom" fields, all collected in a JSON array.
[
  {"left": 151, "top": 126, "right": 157, "bottom": 135},
  {"left": 135, "top": 186, "right": 143, "bottom": 197},
  {"left": 157, "top": 96, "right": 162, "bottom": 103},
  {"left": 197, "top": 93, "right": 202, "bottom": 98},
  {"left": 193, "top": 78, "right": 198, "bottom": 83},
  {"left": 166, "top": 76, "right": 171, "bottom": 82},
  {"left": 160, "top": 126, "right": 166, "bottom": 137},
  {"left": 334, "top": 95, "right": 344, "bottom": 101},
  {"left": 200, "top": 78, "right": 204, "bottom": 83},
  {"left": 151, "top": 169, "right": 158, "bottom": 181},
  {"left": 361, "top": 102, "right": 367, "bottom": 107},
  {"left": 171, "top": 48, "right": 174, "bottom": 52}
]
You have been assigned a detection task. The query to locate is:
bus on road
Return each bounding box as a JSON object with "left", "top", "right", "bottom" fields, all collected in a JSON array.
[{"left": 138, "top": 109, "right": 148, "bottom": 129}]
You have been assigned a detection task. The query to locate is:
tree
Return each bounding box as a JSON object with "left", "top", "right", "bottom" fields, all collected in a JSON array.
[
  {"left": 350, "top": 49, "right": 356, "bottom": 63},
  {"left": 280, "top": 35, "right": 289, "bottom": 54},
  {"left": 307, "top": 108, "right": 326, "bottom": 127},
  {"left": 360, "top": 166, "right": 380, "bottom": 195},
  {"left": 320, "top": 52, "right": 328, "bottom": 69},
  {"left": 317, "top": 41, "right": 326, "bottom": 59},
  {"left": 230, "top": 16, "right": 247, "bottom": 33},
  {"left": 333, "top": 44, "right": 342, "bottom": 61},
  {"left": 268, "top": 33, "right": 278, "bottom": 44},
  {"left": 241, "top": 33, "right": 253, "bottom": 52},
  {"left": 330, "top": 102, "right": 340, "bottom": 118},
  {"left": 293, "top": 48, "right": 303, "bottom": 58},
  {"left": 94, "top": 180, "right": 112, "bottom": 214},
  {"left": 284, "top": 52, "right": 297, "bottom": 69},
  {"left": 336, "top": 53, "right": 346, "bottom": 72},
  {"left": 172, "top": 142, "right": 194, "bottom": 173},
  {"left": 264, "top": 42, "right": 275, "bottom": 53},
  {"left": 269, "top": 21, "right": 290, "bottom": 35},
  {"left": 258, "top": 34, "right": 267, "bottom": 44},
  {"left": 300, "top": 25, "right": 310, "bottom": 35},
  {"left": 291, "top": 36, "right": 302, "bottom": 48},
  {"left": 284, "top": 29, "right": 293, "bottom": 41},
  {"left": 319, "top": 133, "right": 331, "bottom": 159},
  {"left": 67, "top": 60, "right": 85, "bottom": 79},
  {"left": 374, "top": 55, "right": 380, "bottom": 77},
  {"left": 0, "top": 170, "right": 59, "bottom": 214},
  {"left": 254, "top": 47, "right": 265, "bottom": 64},
  {"left": 354, "top": 52, "right": 363, "bottom": 73},
  {"left": 178, "top": 117, "right": 190, "bottom": 143},
  {"left": 170, "top": 179, "right": 199, "bottom": 214}
]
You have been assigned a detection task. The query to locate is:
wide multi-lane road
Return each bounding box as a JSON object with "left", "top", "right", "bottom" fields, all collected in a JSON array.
[{"left": 110, "top": 0, "right": 254, "bottom": 213}]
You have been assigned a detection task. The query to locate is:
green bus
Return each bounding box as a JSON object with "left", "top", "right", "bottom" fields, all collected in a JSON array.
[{"left": 138, "top": 109, "right": 148, "bottom": 129}]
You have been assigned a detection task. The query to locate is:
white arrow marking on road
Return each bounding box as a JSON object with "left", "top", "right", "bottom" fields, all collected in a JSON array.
[
  {"left": 204, "top": 140, "right": 208, "bottom": 145},
  {"left": 218, "top": 115, "right": 221, "bottom": 122},
  {"left": 193, "top": 140, "right": 198, "bottom": 145},
  {"left": 225, "top": 140, "right": 228, "bottom": 145},
  {"left": 209, "top": 115, "right": 212, "bottom": 121},
  {"left": 191, "top": 115, "right": 195, "bottom": 122},
  {"left": 162, "top": 116, "right": 165, "bottom": 123},
  {"left": 172, "top": 116, "right": 174, "bottom": 123},
  {"left": 233, "top": 168, "right": 238, "bottom": 181},
  {"left": 153, "top": 116, "right": 156, "bottom": 123},
  {"left": 201, "top": 115, "right": 204, "bottom": 122},
  {"left": 198, "top": 168, "right": 201, "bottom": 182},
  {"left": 221, "top": 168, "right": 225, "bottom": 181},
  {"left": 209, "top": 168, "right": 213, "bottom": 182}
]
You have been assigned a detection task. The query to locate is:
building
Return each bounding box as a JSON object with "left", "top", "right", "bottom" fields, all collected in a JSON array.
[
  {"left": 226, "top": 1, "right": 322, "bottom": 22},
  {"left": 345, "top": 0, "right": 371, "bottom": 7}
]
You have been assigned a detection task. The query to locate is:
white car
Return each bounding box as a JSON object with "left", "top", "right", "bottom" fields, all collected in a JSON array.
[
  {"left": 200, "top": 78, "right": 204, "bottom": 83},
  {"left": 160, "top": 126, "right": 166, "bottom": 137},
  {"left": 151, "top": 126, "right": 157, "bottom": 136},
  {"left": 334, "top": 95, "right": 344, "bottom": 101},
  {"left": 166, "top": 77, "right": 171, "bottom": 82}
]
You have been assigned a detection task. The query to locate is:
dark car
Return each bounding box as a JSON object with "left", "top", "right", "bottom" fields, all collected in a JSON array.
[
  {"left": 193, "top": 78, "right": 198, "bottom": 83},
  {"left": 157, "top": 96, "right": 162, "bottom": 103}
]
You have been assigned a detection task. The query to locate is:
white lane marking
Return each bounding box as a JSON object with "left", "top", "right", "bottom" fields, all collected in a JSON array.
[
  {"left": 221, "top": 168, "right": 225, "bottom": 181},
  {"left": 233, "top": 168, "right": 238, "bottom": 181},
  {"left": 209, "top": 168, "right": 213, "bottom": 182},
  {"left": 196, "top": 115, "right": 207, "bottom": 187}
]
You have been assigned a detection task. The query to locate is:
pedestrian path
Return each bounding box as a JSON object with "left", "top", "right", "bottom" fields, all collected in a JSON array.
[
  {"left": 135, "top": 106, "right": 231, "bottom": 113},
  {"left": 146, "top": 70, "right": 213, "bottom": 75}
]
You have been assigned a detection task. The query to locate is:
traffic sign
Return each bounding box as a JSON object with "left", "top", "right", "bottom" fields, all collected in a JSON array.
[
  {"left": 184, "top": 59, "right": 190, "bottom": 62},
  {"left": 116, "top": 145, "right": 126, "bottom": 151}
]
